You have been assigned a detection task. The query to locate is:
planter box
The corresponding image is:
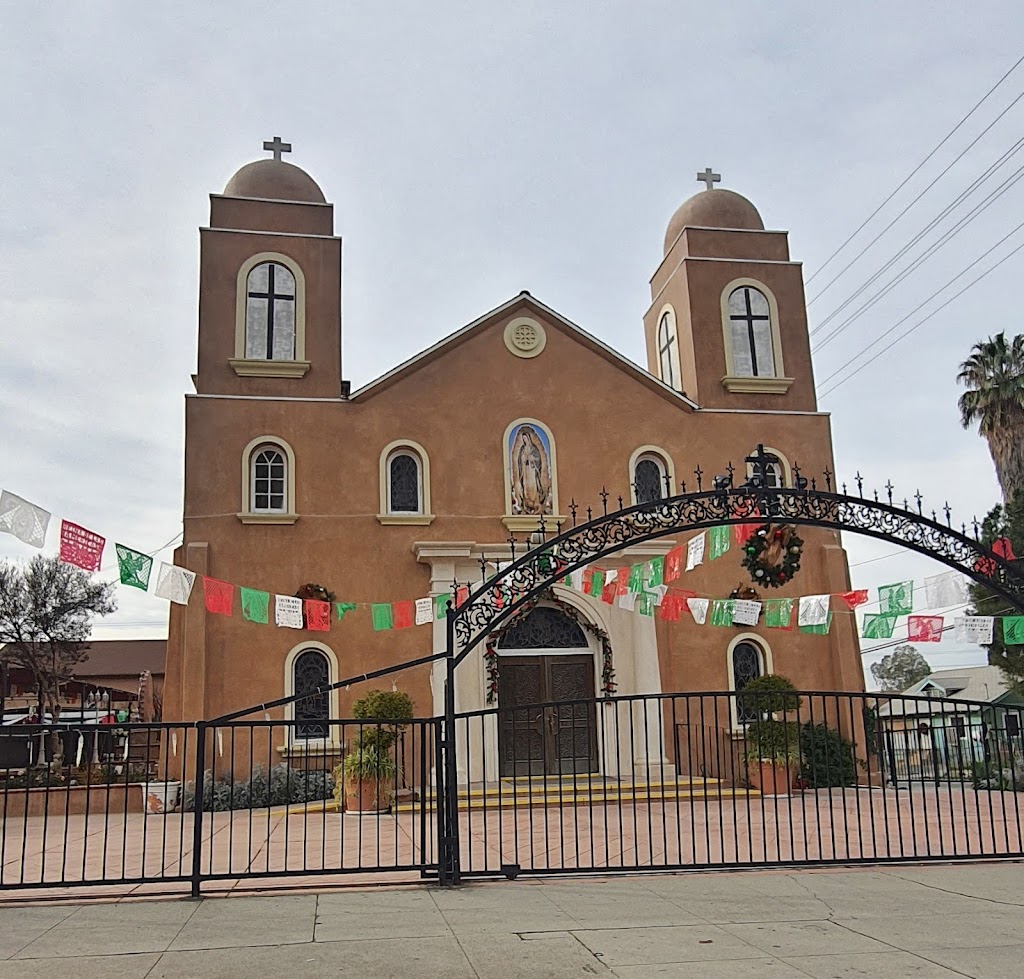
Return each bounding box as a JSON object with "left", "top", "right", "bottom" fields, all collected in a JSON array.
[{"left": 0, "top": 782, "right": 146, "bottom": 820}]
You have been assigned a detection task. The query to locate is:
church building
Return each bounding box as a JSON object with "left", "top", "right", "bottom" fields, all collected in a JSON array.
[{"left": 163, "top": 142, "right": 864, "bottom": 778}]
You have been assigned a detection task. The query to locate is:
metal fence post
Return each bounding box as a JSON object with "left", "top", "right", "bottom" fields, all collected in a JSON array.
[
  {"left": 190, "top": 722, "right": 208, "bottom": 898},
  {"left": 443, "top": 607, "right": 462, "bottom": 885}
]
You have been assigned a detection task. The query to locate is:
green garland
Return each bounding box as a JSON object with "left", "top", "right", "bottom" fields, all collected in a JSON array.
[{"left": 741, "top": 524, "right": 804, "bottom": 588}]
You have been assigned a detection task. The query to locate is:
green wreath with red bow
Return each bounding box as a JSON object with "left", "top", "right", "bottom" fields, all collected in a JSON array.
[{"left": 742, "top": 523, "right": 804, "bottom": 588}]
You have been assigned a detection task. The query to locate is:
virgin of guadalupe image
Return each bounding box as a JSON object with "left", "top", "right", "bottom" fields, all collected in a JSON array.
[{"left": 509, "top": 425, "right": 553, "bottom": 515}]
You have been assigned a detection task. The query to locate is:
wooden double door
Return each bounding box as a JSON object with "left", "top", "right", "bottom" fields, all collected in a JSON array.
[{"left": 497, "top": 654, "right": 598, "bottom": 777}]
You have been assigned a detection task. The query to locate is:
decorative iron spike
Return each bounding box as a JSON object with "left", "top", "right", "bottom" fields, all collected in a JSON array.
[
  {"left": 618, "top": 495, "right": 624, "bottom": 510},
  {"left": 663, "top": 473, "right": 672, "bottom": 497},
  {"left": 569, "top": 499, "right": 578, "bottom": 525},
  {"left": 811, "top": 477, "right": 817, "bottom": 490},
  {"left": 478, "top": 556, "right": 488, "bottom": 578},
  {"left": 932, "top": 510, "right": 937, "bottom": 523},
  {"left": 903, "top": 498, "right": 909, "bottom": 511},
  {"left": 600, "top": 486, "right": 609, "bottom": 515},
  {"left": 726, "top": 461, "right": 735, "bottom": 479},
  {"left": 586, "top": 506, "right": 593, "bottom": 521},
  {"left": 823, "top": 467, "right": 833, "bottom": 491},
  {"left": 539, "top": 514, "right": 547, "bottom": 537},
  {"left": 855, "top": 472, "right": 863, "bottom": 496},
  {"left": 961, "top": 522, "right": 967, "bottom": 536},
  {"left": 914, "top": 490, "right": 923, "bottom": 514},
  {"left": 873, "top": 489, "right": 879, "bottom": 502},
  {"left": 842, "top": 482, "right": 848, "bottom": 495},
  {"left": 972, "top": 516, "right": 980, "bottom": 538},
  {"left": 885, "top": 480, "right": 894, "bottom": 504},
  {"left": 680, "top": 479, "right": 687, "bottom": 494},
  {"left": 944, "top": 502, "right": 952, "bottom": 526},
  {"left": 694, "top": 464, "right": 703, "bottom": 491}
]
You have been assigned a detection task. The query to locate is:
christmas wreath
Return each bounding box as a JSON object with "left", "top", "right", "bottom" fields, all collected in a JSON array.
[{"left": 742, "top": 524, "right": 803, "bottom": 588}]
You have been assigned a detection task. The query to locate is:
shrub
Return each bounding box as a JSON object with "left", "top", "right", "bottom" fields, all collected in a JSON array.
[
  {"left": 739, "top": 674, "right": 802, "bottom": 715},
  {"left": 743, "top": 720, "right": 801, "bottom": 764},
  {"left": 799, "top": 723, "right": 857, "bottom": 788},
  {"left": 971, "top": 760, "right": 1013, "bottom": 791},
  {"left": 182, "top": 763, "right": 335, "bottom": 812}
]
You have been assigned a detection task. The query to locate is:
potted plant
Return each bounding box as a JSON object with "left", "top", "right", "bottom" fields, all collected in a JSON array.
[
  {"left": 337, "top": 689, "right": 414, "bottom": 813},
  {"left": 739, "top": 674, "right": 802, "bottom": 796}
]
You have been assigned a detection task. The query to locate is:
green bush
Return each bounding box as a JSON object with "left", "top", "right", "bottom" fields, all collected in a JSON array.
[
  {"left": 799, "top": 723, "right": 857, "bottom": 788},
  {"left": 739, "top": 674, "right": 802, "bottom": 715},
  {"left": 350, "top": 689, "right": 414, "bottom": 755},
  {"left": 743, "top": 719, "right": 801, "bottom": 764},
  {"left": 182, "top": 764, "right": 335, "bottom": 812},
  {"left": 971, "top": 760, "right": 1013, "bottom": 791}
]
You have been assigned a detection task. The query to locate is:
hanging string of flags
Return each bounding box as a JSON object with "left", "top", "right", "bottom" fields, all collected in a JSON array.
[{"left": 0, "top": 488, "right": 1016, "bottom": 645}]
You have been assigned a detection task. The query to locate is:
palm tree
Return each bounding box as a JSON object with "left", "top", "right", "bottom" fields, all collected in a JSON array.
[{"left": 958, "top": 333, "right": 1024, "bottom": 500}]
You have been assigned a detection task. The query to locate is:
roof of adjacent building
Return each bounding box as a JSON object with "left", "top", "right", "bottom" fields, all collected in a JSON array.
[
  {"left": 876, "top": 665, "right": 1020, "bottom": 717},
  {"left": 1, "top": 639, "right": 165, "bottom": 679}
]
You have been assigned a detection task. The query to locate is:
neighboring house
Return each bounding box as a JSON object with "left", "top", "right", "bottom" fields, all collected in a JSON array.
[
  {"left": 0, "top": 640, "right": 165, "bottom": 720},
  {"left": 876, "top": 666, "right": 1024, "bottom": 780}
]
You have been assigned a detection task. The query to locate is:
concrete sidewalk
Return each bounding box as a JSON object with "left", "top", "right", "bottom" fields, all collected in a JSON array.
[{"left": 1, "top": 865, "right": 1024, "bottom": 977}]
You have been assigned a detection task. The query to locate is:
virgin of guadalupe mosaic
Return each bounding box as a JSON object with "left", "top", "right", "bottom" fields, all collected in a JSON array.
[{"left": 508, "top": 423, "right": 553, "bottom": 515}]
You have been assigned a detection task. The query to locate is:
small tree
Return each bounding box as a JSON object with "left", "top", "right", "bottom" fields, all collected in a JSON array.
[
  {"left": 0, "top": 555, "right": 117, "bottom": 765},
  {"left": 870, "top": 644, "right": 931, "bottom": 692}
]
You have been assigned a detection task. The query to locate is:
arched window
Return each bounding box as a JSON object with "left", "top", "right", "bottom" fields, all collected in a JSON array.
[
  {"left": 245, "top": 261, "right": 297, "bottom": 361},
  {"left": 727, "top": 286, "right": 775, "bottom": 378},
  {"left": 377, "top": 440, "right": 433, "bottom": 524},
  {"left": 250, "top": 446, "right": 287, "bottom": 512},
  {"left": 388, "top": 452, "right": 422, "bottom": 513},
  {"left": 293, "top": 649, "right": 330, "bottom": 740},
  {"left": 732, "top": 640, "right": 765, "bottom": 725},
  {"left": 657, "top": 307, "right": 682, "bottom": 391},
  {"left": 634, "top": 457, "right": 666, "bottom": 505}
]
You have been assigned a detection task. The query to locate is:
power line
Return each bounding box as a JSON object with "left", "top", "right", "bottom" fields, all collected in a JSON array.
[
  {"left": 812, "top": 134, "right": 1024, "bottom": 345},
  {"left": 806, "top": 53, "right": 1024, "bottom": 290},
  {"left": 818, "top": 233, "right": 1024, "bottom": 398}
]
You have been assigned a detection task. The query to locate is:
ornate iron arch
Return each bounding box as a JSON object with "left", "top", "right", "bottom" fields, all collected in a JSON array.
[{"left": 450, "top": 481, "right": 1024, "bottom": 667}]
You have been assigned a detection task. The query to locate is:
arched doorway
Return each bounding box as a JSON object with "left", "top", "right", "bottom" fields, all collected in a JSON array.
[{"left": 496, "top": 605, "right": 599, "bottom": 777}]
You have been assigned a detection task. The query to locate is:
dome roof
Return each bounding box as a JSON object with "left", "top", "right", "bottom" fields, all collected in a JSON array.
[
  {"left": 664, "top": 188, "right": 764, "bottom": 253},
  {"left": 223, "top": 159, "right": 326, "bottom": 204}
]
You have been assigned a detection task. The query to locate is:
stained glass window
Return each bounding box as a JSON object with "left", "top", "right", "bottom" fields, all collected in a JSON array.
[
  {"left": 388, "top": 453, "right": 420, "bottom": 513},
  {"left": 732, "top": 641, "right": 764, "bottom": 724},
  {"left": 728, "top": 286, "right": 775, "bottom": 378},
  {"left": 634, "top": 457, "right": 665, "bottom": 504},
  {"left": 245, "top": 262, "right": 297, "bottom": 361},
  {"left": 251, "top": 447, "right": 286, "bottom": 512},
  {"left": 294, "top": 650, "right": 330, "bottom": 740}
]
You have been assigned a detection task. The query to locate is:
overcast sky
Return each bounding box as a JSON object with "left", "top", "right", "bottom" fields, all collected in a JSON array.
[{"left": 1, "top": 4, "right": 1022, "bottom": 686}]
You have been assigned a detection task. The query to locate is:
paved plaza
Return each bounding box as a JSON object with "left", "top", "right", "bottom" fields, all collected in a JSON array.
[{"left": 0, "top": 864, "right": 1023, "bottom": 977}]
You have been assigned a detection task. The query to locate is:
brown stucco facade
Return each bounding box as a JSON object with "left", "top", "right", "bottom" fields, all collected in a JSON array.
[{"left": 163, "top": 157, "right": 864, "bottom": 773}]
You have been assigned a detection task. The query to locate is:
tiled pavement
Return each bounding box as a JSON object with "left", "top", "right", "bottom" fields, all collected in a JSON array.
[{"left": 1, "top": 864, "right": 1024, "bottom": 977}]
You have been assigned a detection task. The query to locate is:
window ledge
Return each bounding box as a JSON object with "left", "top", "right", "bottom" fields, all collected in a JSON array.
[
  {"left": 722, "top": 375, "right": 794, "bottom": 395},
  {"left": 376, "top": 513, "right": 436, "bottom": 526},
  {"left": 230, "top": 358, "right": 311, "bottom": 378},
  {"left": 502, "top": 515, "right": 568, "bottom": 533},
  {"left": 237, "top": 512, "right": 300, "bottom": 525},
  {"left": 276, "top": 742, "right": 343, "bottom": 758}
]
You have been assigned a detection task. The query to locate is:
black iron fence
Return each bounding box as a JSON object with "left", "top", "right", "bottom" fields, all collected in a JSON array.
[{"left": 2, "top": 691, "right": 1024, "bottom": 895}]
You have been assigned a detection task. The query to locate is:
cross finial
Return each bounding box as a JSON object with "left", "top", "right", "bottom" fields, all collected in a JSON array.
[
  {"left": 263, "top": 136, "right": 292, "bottom": 162},
  {"left": 696, "top": 167, "right": 721, "bottom": 191}
]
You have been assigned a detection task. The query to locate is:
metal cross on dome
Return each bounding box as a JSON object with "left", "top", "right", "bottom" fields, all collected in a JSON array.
[
  {"left": 263, "top": 136, "right": 292, "bottom": 162},
  {"left": 696, "top": 167, "right": 721, "bottom": 191}
]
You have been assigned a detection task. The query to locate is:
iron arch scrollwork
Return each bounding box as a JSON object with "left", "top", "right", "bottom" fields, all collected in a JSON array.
[{"left": 450, "top": 485, "right": 1024, "bottom": 666}]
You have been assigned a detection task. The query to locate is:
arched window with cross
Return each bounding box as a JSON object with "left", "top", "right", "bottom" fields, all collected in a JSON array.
[
  {"left": 727, "top": 284, "right": 776, "bottom": 378},
  {"left": 656, "top": 305, "right": 682, "bottom": 391},
  {"left": 245, "top": 261, "right": 297, "bottom": 361}
]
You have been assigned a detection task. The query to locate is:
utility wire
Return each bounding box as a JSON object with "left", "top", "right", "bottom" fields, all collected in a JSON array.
[
  {"left": 818, "top": 233, "right": 1024, "bottom": 397},
  {"left": 806, "top": 53, "right": 1024, "bottom": 291},
  {"left": 812, "top": 134, "right": 1024, "bottom": 345},
  {"left": 816, "top": 217, "right": 1024, "bottom": 390}
]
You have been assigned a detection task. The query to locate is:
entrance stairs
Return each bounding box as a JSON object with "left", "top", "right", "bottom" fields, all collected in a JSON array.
[{"left": 395, "top": 774, "right": 758, "bottom": 813}]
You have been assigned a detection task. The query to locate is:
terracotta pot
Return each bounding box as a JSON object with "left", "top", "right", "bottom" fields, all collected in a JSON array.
[
  {"left": 749, "top": 760, "right": 792, "bottom": 796},
  {"left": 344, "top": 777, "right": 391, "bottom": 812}
]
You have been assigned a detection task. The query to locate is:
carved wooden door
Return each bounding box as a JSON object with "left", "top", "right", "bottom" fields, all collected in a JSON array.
[{"left": 498, "top": 655, "right": 597, "bottom": 777}]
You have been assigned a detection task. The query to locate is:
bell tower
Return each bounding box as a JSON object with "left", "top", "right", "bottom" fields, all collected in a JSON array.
[
  {"left": 643, "top": 170, "right": 818, "bottom": 411},
  {"left": 194, "top": 138, "right": 343, "bottom": 399}
]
